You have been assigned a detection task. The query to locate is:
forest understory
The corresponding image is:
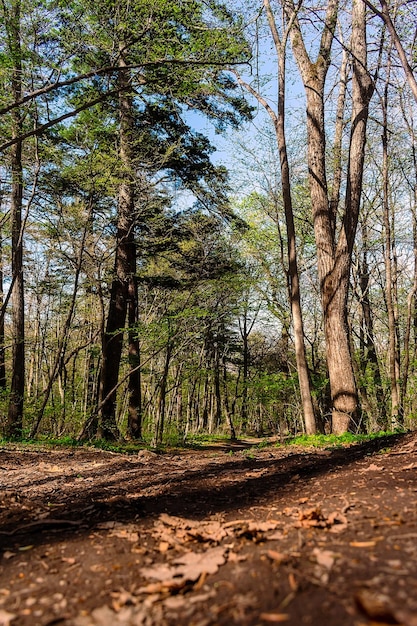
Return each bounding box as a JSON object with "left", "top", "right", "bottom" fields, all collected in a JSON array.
[{"left": 0, "top": 432, "right": 416, "bottom": 625}]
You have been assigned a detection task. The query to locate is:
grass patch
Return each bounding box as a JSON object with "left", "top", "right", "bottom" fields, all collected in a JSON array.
[
  {"left": 283, "top": 430, "right": 405, "bottom": 448},
  {"left": 183, "top": 433, "right": 232, "bottom": 447},
  {"left": 0, "top": 434, "right": 153, "bottom": 455}
]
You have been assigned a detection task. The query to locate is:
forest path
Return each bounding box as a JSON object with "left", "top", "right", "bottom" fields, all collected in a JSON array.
[{"left": 0, "top": 432, "right": 416, "bottom": 625}]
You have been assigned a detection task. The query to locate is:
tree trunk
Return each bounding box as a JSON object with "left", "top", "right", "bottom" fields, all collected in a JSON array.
[
  {"left": 237, "top": 0, "right": 318, "bottom": 434},
  {"left": 97, "top": 46, "right": 136, "bottom": 440},
  {"left": 358, "top": 219, "right": 386, "bottom": 425},
  {"left": 400, "top": 96, "right": 417, "bottom": 417},
  {"left": 153, "top": 341, "right": 173, "bottom": 446},
  {"left": 287, "top": 0, "right": 373, "bottom": 433},
  {"left": 381, "top": 50, "right": 401, "bottom": 426},
  {"left": 0, "top": 235, "right": 6, "bottom": 390},
  {"left": 6, "top": 0, "right": 25, "bottom": 437},
  {"left": 127, "top": 274, "right": 142, "bottom": 439}
]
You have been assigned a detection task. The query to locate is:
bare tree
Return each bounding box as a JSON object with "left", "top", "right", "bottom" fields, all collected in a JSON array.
[
  {"left": 232, "top": 0, "right": 318, "bottom": 434},
  {"left": 285, "top": 0, "right": 374, "bottom": 432},
  {"left": 363, "top": 0, "right": 417, "bottom": 103}
]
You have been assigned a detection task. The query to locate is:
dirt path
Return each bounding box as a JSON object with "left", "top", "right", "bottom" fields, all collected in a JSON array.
[{"left": 0, "top": 433, "right": 416, "bottom": 625}]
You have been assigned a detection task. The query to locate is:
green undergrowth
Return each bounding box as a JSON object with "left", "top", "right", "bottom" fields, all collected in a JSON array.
[
  {"left": 0, "top": 429, "right": 408, "bottom": 455},
  {"left": 284, "top": 430, "right": 406, "bottom": 449},
  {"left": 0, "top": 435, "right": 152, "bottom": 455},
  {"left": 0, "top": 432, "right": 234, "bottom": 455}
]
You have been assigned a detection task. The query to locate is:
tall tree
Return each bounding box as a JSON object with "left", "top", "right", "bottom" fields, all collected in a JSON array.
[
  {"left": 79, "top": 0, "right": 252, "bottom": 440},
  {"left": 232, "top": 0, "right": 318, "bottom": 434},
  {"left": 97, "top": 40, "right": 137, "bottom": 440},
  {"left": 2, "top": 0, "right": 25, "bottom": 436},
  {"left": 285, "top": 0, "right": 374, "bottom": 433}
]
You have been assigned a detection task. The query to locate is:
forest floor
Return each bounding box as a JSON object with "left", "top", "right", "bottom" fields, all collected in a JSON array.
[{"left": 0, "top": 432, "right": 417, "bottom": 626}]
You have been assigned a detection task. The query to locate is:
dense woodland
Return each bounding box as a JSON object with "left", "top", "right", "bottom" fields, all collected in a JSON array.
[{"left": 0, "top": 0, "right": 416, "bottom": 444}]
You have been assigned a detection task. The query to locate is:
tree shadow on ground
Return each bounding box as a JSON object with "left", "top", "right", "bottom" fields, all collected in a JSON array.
[{"left": 0, "top": 432, "right": 408, "bottom": 552}]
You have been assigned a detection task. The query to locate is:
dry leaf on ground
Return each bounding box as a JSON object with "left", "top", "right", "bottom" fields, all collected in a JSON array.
[
  {"left": 355, "top": 589, "right": 398, "bottom": 622},
  {"left": 0, "top": 609, "right": 16, "bottom": 626},
  {"left": 140, "top": 545, "right": 227, "bottom": 588},
  {"left": 259, "top": 612, "right": 290, "bottom": 622},
  {"left": 313, "top": 548, "right": 336, "bottom": 570}
]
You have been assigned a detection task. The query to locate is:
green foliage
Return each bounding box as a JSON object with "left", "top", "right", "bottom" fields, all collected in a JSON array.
[
  {"left": 184, "top": 433, "right": 230, "bottom": 446},
  {"left": 284, "top": 431, "right": 404, "bottom": 448}
]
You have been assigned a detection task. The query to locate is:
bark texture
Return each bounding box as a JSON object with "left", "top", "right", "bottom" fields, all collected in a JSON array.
[
  {"left": 98, "top": 47, "right": 137, "bottom": 440},
  {"left": 6, "top": 0, "right": 25, "bottom": 437},
  {"left": 287, "top": 0, "right": 373, "bottom": 433}
]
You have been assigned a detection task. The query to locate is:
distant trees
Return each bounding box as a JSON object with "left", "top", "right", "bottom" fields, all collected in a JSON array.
[
  {"left": 0, "top": 0, "right": 255, "bottom": 441},
  {"left": 1, "top": 0, "right": 417, "bottom": 442}
]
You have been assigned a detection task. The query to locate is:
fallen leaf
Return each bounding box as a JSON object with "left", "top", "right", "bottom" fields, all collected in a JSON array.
[
  {"left": 137, "top": 581, "right": 170, "bottom": 594},
  {"left": 349, "top": 541, "right": 376, "bottom": 548},
  {"left": 367, "top": 464, "right": 384, "bottom": 471},
  {"left": 259, "top": 612, "right": 290, "bottom": 622},
  {"left": 327, "top": 511, "right": 348, "bottom": 533},
  {"left": 172, "top": 546, "right": 227, "bottom": 579},
  {"left": 140, "top": 546, "right": 226, "bottom": 587},
  {"left": 266, "top": 550, "right": 289, "bottom": 564},
  {"left": 313, "top": 548, "right": 336, "bottom": 570},
  {"left": 268, "top": 532, "right": 284, "bottom": 540},
  {"left": 163, "top": 596, "right": 186, "bottom": 610},
  {"left": 327, "top": 511, "right": 347, "bottom": 526},
  {"left": 0, "top": 609, "right": 16, "bottom": 626},
  {"left": 73, "top": 605, "right": 118, "bottom": 625},
  {"left": 155, "top": 514, "right": 226, "bottom": 544},
  {"left": 140, "top": 562, "right": 174, "bottom": 582},
  {"left": 225, "top": 519, "right": 280, "bottom": 541},
  {"left": 228, "top": 551, "right": 248, "bottom": 563},
  {"left": 355, "top": 589, "right": 398, "bottom": 622},
  {"left": 159, "top": 541, "right": 170, "bottom": 553},
  {"left": 296, "top": 508, "right": 326, "bottom": 528}
]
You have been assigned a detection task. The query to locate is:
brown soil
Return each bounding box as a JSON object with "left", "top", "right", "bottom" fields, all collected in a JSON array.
[{"left": 0, "top": 432, "right": 417, "bottom": 626}]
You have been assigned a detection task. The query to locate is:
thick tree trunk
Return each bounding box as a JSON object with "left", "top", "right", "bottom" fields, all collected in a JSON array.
[
  {"left": 98, "top": 48, "right": 136, "bottom": 440},
  {"left": 304, "top": 79, "right": 358, "bottom": 433},
  {"left": 287, "top": 0, "right": 373, "bottom": 433}
]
